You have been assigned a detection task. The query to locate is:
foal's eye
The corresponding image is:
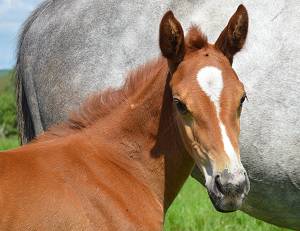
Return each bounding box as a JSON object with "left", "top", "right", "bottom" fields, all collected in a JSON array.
[
  {"left": 173, "top": 98, "right": 188, "bottom": 114},
  {"left": 240, "top": 94, "right": 248, "bottom": 107}
]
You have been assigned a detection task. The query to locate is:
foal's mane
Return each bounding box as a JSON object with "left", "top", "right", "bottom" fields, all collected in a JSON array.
[
  {"left": 37, "top": 58, "right": 168, "bottom": 141},
  {"left": 37, "top": 26, "right": 207, "bottom": 142}
]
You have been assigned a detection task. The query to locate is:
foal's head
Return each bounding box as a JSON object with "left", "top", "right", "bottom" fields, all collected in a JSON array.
[{"left": 159, "top": 5, "right": 250, "bottom": 212}]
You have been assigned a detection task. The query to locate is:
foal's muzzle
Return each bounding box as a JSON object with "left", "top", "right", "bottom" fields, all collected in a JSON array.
[{"left": 207, "top": 169, "right": 250, "bottom": 212}]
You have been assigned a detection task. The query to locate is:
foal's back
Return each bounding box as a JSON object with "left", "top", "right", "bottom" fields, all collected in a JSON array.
[{"left": 0, "top": 133, "right": 161, "bottom": 230}]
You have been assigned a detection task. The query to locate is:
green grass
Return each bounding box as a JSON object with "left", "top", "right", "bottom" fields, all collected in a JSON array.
[
  {"left": 0, "top": 138, "right": 291, "bottom": 231},
  {"left": 0, "top": 69, "right": 14, "bottom": 92},
  {"left": 0, "top": 69, "right": 18, "bottom": 137},
  {"left": 0, "top": 69, "right": 11, "bottom": 77},
  {"left": 0, "top": 137, "right": 19, "bottom": 150}
]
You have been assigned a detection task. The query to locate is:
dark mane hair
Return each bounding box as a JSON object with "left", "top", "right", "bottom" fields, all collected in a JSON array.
[{"left": 36, "top": 26, "right": 206, "bottom": 142}]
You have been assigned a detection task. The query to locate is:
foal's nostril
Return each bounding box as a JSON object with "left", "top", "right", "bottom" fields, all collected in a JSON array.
[
  {"left": 214, "top": 172, "right": 248, "bottom": 196},
  {"left": 215, "top": 175, "right": 225, "bottom": 195},
  {"left": 235, "top": 181, "right": 245, "bottom": 194}
]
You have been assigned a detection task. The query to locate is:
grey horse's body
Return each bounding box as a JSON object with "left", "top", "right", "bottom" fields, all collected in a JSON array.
[{"left": 16, "top": 0, "right": 300, "bottom": 229}]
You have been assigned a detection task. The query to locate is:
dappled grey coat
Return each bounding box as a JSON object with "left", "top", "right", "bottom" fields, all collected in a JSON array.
[{"left": 16, "top": 0, "right": 300, "bottom": 229}]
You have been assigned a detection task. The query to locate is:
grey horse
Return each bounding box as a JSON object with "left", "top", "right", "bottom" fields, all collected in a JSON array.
[{"left": 15, "top": 0, "right": 300, "bottom": 229}]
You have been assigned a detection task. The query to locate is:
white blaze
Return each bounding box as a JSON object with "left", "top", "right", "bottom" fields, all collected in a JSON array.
[{"left": 196, "top": 66, "right": 240, "bottom": 171}]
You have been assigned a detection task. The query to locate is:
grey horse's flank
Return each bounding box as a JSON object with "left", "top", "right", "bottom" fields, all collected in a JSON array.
[{"left": 15, "top": 0, "right": 300, "bottom": 229}]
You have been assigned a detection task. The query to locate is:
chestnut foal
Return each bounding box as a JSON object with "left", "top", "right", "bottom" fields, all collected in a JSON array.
[{"left": 0, "top": 5, "right": 249, "bottom": 230}]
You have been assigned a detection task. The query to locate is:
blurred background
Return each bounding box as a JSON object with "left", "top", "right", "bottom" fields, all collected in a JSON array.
[
  {"left": 0, "top": 0, "right": 42, "bottom": 69},
  {"left": 0, "top": 0, "right": 42, "bottom": 141}
]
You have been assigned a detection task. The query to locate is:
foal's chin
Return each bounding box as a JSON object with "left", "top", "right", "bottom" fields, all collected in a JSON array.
[{"left": 208, "top": 191, "right": 245, "bottom": 213}]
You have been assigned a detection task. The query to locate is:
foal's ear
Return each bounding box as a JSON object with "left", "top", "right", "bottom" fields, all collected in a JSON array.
[
  {"left": 159, "top": 11, "right": 185, "bottom": 73},
  {"left": 215, "top": 4, "right": 248, "bottom": 64}
]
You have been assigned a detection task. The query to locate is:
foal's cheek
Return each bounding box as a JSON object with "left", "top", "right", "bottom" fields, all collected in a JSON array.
[
  {"left": 175, "top": 118, "right": 194, "bottom": 152},
  {"left": 237, "top": 120, "right": 241, "bottom": 136}
]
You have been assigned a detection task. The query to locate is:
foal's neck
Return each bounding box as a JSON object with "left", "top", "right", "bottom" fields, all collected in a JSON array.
[{"left": 89, "top": 58, "right": 194, "bottom": 212}]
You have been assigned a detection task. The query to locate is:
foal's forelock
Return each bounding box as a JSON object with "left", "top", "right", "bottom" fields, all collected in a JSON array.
[{"left": 196, "top": 66, "right": 241, "bottom": 172}]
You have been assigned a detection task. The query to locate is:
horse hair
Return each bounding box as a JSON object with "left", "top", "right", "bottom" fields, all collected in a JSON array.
[{"left": 15, "top": 0, "right": 53, "bottom": 144}]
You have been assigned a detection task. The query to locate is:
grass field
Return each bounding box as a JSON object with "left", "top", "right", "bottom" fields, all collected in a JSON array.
[
  {"left": 0, "top": 137, "right": 290, "bottom": 231},
  {"left": 0, "top": 69, "right": 11, "bottom": 76},
  {"left": 0, "top": 137, "right": 19, "bottom": 151},
  {"left": 0, "top": 70, "right": 14, "bottom": 92}
]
